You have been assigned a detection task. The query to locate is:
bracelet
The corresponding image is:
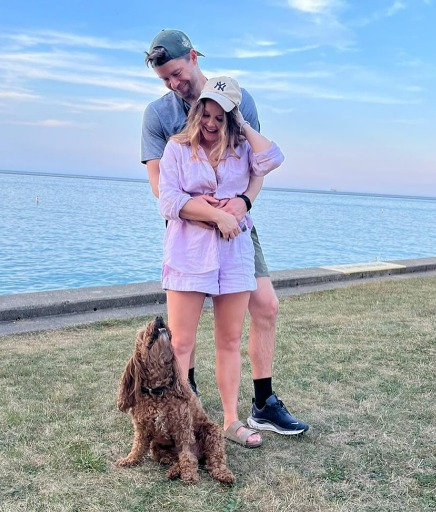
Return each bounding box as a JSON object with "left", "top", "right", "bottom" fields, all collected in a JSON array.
[
  {"left": 240, "top": 121, "right": 250, "bottom": 135},
  {"left": 237, "top": 194, "right": 252, "bottom": 212}
]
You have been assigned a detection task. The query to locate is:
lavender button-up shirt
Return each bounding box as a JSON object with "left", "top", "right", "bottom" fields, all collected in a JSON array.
[{"left": 159, "top": 140, "right": 284, "bottom": 274}]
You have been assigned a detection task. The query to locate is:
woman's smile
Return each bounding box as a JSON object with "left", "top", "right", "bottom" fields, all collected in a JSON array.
[{"left": 200, "top": 99, "right": 224, "bottom": 147}]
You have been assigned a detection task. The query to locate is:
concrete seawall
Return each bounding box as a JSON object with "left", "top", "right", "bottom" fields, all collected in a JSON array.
[{"left": 1, "top": 257, "right": 436, "bottom": 336}]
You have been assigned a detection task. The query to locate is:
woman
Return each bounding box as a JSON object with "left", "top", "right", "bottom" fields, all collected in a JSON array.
[{"left": 158, "top": 76, "right": 284, "bottom": 448}]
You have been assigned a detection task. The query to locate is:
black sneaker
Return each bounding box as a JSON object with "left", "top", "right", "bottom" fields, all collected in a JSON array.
[
  {"left": 190, "top": 381, "right": 199, "bottom": 396},
  {"left": 247, "top": 393, "right": 309, "bottom": 435}
]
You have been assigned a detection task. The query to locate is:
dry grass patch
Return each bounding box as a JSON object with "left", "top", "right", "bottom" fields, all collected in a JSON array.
[{"left": 1, "top": 277, "right": 435, "bottom": 511}]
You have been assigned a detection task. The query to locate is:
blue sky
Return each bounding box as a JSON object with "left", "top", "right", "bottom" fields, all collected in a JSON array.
[{"left": 1, "top": 0, "right": 435, "bottom": 196}]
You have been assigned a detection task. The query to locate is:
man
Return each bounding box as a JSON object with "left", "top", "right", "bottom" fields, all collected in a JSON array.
[{"left": 141, "top": 29, "right": 309, "bottom": 437}]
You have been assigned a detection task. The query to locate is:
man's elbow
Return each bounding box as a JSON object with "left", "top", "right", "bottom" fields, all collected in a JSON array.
[{"left": 152, "top": 184, "right": 159, "bottom": 198}]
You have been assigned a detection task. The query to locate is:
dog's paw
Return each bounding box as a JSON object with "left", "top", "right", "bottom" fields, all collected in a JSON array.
[
  {"left": 115, "top": 457, "right": 142, "bottom": 467},
  {"left": 169, "top": 462, "right": 200, "bottom": 483},
  {"left": 166, "top": 462, "right": 181, "bottom": 479},
  {"left": 209, "top": 467, "right": 236, "bottom": 485},
  {"left": 180, "top": 470, "right": 200, "bottom": 484},
  {"left": 158, "top": 454, "right": 175, "bottom": 465}
]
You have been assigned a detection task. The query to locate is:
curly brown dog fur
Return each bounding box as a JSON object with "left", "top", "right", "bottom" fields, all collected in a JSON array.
[{"left": 116, "top": 316, "right": 235, "bottom": 484}]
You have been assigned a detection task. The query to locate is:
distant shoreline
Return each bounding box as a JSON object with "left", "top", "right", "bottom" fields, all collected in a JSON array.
[{"left": 1, "top": 168, "right": 435, "bottom": 202}]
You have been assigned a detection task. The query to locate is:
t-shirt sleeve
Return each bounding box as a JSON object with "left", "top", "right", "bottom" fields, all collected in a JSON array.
[
  {"left": 240, "top": 89, "right": 260, "bottom": 133},
  {"left": 140, "top": 104, "right": 167, "bottom": 164}
]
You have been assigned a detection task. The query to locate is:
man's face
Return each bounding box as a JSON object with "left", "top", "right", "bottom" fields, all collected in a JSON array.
[{"left": 154, "top": 53, "right": 198, "bottom": 102}]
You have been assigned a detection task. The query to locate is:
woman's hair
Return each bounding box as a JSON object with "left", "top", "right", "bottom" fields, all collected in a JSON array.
[{"left": 172, "top": 99, "right": 245, "bottom": 164}]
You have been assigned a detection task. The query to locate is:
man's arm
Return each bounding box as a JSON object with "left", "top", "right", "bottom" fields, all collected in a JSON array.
[
  {"left": 218, "top": 176, "right": 264, "bottom": 222},
  {"left": 243, "top": 175, "right": 264, "bottom": 205},
  {"left": 141, "top": 104, "right": 167, "bottom": 198},
  {"left": 145, "top": 159, "right": 160, "bottom": 198}
]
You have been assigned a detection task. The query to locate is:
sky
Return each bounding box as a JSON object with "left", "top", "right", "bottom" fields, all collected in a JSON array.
[{"left": 1, "top": 0, "right": 435, "bottom": 197}]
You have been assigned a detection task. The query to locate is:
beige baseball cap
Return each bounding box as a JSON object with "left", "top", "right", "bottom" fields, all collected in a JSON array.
[{"left": 198, "top": 76, "right": 241, "bottom": 112}]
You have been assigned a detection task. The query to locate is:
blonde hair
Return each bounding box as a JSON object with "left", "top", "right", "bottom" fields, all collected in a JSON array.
[{"left": 172, "top": 99, "right": 245, "bottom": 164}]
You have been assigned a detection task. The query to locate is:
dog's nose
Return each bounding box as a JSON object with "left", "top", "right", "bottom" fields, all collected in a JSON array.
[{"left": 155, "top": 316, "right": 165, "bottom": 328}]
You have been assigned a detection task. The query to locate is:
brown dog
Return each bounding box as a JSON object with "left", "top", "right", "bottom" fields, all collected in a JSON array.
[{"left": 116, "top": 316, "right": 235, "bottom": 484}]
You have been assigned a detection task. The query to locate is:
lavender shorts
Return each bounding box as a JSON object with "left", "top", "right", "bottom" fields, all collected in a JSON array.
[{"left": 162, "top": 231, "right": 256, "bottom": 296}]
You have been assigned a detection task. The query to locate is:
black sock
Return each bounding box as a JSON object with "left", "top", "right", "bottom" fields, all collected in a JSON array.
[
  {"left": 188, "top": 367, "right": 197, "bottom": 393},
  {"left": 253, "top": 378, "right": 273, "bottom": 409}
]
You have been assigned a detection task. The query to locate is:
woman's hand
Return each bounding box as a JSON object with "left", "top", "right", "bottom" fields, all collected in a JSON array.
[
  {"left": 187, "top": 195, "right": 221, "bottom": 229},
  {"left": 236, "top": 109, "right": 251, "bottom": 136},
  {"left": 236, "top": 109, "right": 245, "bottom": 127},
  {"left": 215, "top": 211, "right": 241, "bottom": 240}
]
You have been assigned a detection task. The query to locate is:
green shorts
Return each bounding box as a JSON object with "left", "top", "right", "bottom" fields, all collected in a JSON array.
[{"left": 251, "top": 225, "right": 270, "bottom": 278}]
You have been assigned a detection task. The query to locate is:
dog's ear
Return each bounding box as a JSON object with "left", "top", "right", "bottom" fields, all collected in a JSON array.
[{"left": 116, "top": 354, "right": 143, "bottom": 412}]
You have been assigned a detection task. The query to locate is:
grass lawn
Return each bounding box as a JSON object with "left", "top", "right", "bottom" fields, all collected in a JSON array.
[{"left": 1, "top": 276, "right": 435, "bottom": 511}]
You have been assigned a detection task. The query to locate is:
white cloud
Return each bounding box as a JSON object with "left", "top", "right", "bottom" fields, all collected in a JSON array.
[
  {"left": 14, "top": 119, "right": 85, "bottom": 127},
  {"left": 386, "top": 1, "right": 406, "bottom": 16},
  {"left": 0, "top": 90, "right": 40, "bottom": 101},
  {"left": 287, "top": 0, "right": 343, "bottom": 14},
  {"left": 233, "top": 44, "right": 319, "bottom": 58},
  {"left": 1, "top": 30, "right": 143, "bottom": 53},
  {"left": 354, "top": 1, "right": 407, "bottom": 26},
  {"left": 59, "top": 98, "right": 145, "bottom": 113},
  {"left": 0, "top": 50, "right": 159, "bottom": 97},
  {"left": 257, "top": 40, "right": 277, "bottom": 47}
]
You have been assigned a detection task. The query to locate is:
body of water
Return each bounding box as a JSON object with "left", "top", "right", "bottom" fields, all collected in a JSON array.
[{"left": 1, "top": 171, "right": 435, "bottom": 295}]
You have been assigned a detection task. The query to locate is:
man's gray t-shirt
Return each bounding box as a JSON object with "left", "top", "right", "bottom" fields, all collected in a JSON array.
[{"left": 141, "top": 88, "right": 260, "bottom": 164}]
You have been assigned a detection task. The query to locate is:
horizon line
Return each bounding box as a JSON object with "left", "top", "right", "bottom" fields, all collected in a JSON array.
[{"left": 1, "top": 168, "right": 435, "bottom": 202}]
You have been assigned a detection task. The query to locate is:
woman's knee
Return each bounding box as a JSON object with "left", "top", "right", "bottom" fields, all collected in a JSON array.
[
  {"left": 171, "top": 334, "right": 195, "bottom": 357},
  {"left": 215, "top": 331, "right": 242, "bottom": 352}
]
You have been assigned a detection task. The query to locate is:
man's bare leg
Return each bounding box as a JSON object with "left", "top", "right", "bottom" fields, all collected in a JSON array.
[
  {"left": 247, "top": 276, "right": 278, "bottom": 379},
  {"left": 246, "top": 276, "right": 310, "bottom": 435}
]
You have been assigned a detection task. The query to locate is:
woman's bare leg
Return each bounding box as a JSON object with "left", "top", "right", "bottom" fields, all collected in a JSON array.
[
  {"left": 166, "top": 290, "right": 205, "bottom": 379},
  {"left": 213, "top": 292, "right": 261, "bottom": 445}
]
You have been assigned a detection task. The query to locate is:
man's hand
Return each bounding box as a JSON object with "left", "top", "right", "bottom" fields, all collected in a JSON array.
[{"left": 217, "top": 197, "right": 248, "bottom": 222}]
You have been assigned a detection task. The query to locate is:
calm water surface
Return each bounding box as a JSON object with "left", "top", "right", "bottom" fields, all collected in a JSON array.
[{"left": 1, "top": 172, "right": 435, "bottom": 295}]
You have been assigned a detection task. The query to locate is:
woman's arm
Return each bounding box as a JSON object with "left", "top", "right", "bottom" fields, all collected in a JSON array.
[
  {"left": 239, "top": 111, "right": 284, "bottom": 177},
  {"left": 158, "top": 142, "right": 192, "bottom": 221},
  {"left": 179, "top": 199, "right": 241, "bottom": 240},
  {"left": 240, "top": 121, "right": 272, "bottom": 153},
  {"left": 159, "top": 142, "right": 241, "bottom": 239}
]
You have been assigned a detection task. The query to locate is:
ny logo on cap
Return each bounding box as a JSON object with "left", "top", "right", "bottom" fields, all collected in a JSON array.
[{"left": 214, "top": 81, "right": 226, "bottom": 92}]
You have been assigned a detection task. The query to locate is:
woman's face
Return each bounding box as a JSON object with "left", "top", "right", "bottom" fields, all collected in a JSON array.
[{"left": 200, "top": 100, "right": 225, "bottom": 148}]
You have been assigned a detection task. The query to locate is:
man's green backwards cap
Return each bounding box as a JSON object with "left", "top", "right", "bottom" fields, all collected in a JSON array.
[{"left": 148, "top": 29, "right": 204, "bottom": 65}]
